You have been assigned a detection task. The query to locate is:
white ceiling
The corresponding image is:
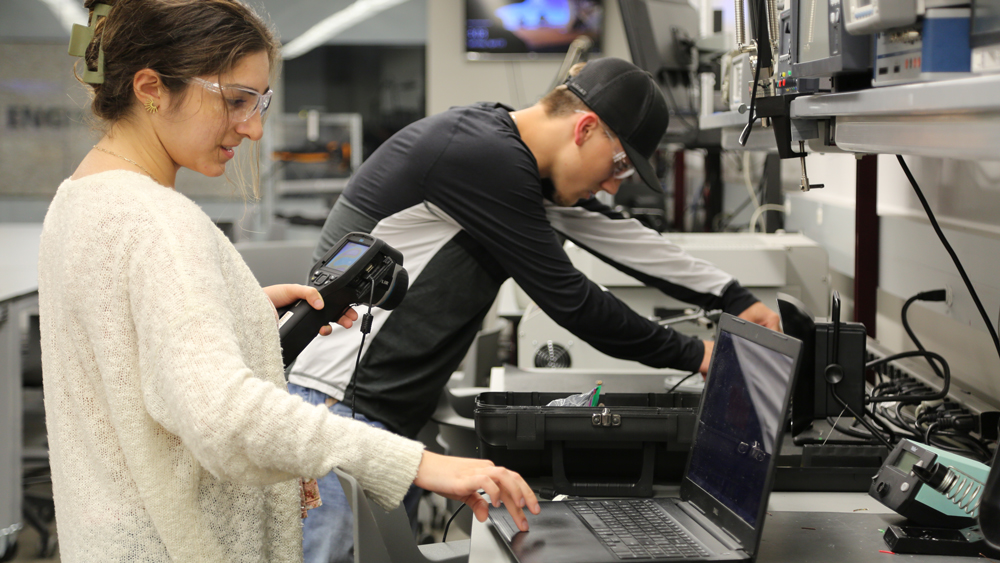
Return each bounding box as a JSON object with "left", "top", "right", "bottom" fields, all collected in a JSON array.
[{"left": 0, "top": 0, "right": 427, "bottom": 46}]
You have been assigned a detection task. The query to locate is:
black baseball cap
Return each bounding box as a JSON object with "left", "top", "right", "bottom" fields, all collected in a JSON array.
[{"left": 564, "top": 57, "right": 668, "bottom": 193}]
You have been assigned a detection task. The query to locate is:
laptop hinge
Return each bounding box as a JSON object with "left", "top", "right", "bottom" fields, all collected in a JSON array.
[{"left": 678, "top": 501, "right": 744, "bottom": 552}]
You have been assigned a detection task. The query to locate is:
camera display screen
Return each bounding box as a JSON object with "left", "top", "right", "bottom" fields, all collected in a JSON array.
[{"left": 325, "top": 242, "right": 368, "bottom": 275}]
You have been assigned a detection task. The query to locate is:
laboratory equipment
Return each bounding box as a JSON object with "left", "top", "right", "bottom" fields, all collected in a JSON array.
[{"left": 277, "top": 233, "right": 407, "bottom": 367}]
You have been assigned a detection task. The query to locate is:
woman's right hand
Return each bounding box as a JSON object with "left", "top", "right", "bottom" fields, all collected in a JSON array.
[
  {"left": 413, "top": 451, "right": 540, "bottom": 532},
  {"left": 262, "top": 283, "right": 358, "bottom": 334}
]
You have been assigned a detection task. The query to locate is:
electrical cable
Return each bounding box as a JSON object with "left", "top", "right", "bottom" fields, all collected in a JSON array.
[
  {"left": 830, "top": 383, "right": 894, "bottom": 450},
  {"left": 827, "top": 416, "right": 877, "bottom": 441},
  {"left": 901, "top": 291, "right": 948, "bottom": 381},
  {"left": 716, "top": 153, "right": 767, "bottom": 231},
  {"left": 866, "top": 351, "right": 950, "bottom": 403},
  {"left": 719, "top": 165, "right": 769, "bottom": 231},
  {"left": 346, "top": 281, "right": 377, "bottom": 419},
  {"left": 738, "top": 50, "right": 763, "bottom": 147},
  {"left": 748, "top": 204, "right": 785, "bottom": 234},
  {"left": 666, "top": 371, "right": 700, "bottom": 394},
  {"left": 896, "top": 155, "right": 1000, "bottom": 364},
  {"left": 442, "top": 503, "right": 467, "bottom": 543},
  {"left": 926, "top": 437, "right": 992, "bottom": 464},
  {"left": 865, "top": 404, "right": 897, "bottom": 445},
  {"left": 924, "top": 421, "right": 940, "bottom": 446},
  {"left": 742, "top": 151, "right": 761, "bottom": 210},
  {"left": 893, "top": 402, "right": 924, "bottom": 439},
  {"left": 935, "top": 432, "right": 994, "bottom": 463}
]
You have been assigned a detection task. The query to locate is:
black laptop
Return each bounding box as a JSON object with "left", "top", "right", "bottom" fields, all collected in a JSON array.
[{"left": 489, "top": 314, "right": 802, "bottom": 563}]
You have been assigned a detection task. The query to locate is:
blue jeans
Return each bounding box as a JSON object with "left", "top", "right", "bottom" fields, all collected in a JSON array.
[{"left": 288, "top": 383, "right": 422, "bottom": 563}]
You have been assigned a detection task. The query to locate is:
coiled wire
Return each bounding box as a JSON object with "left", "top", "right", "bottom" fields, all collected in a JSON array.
[{"left": 936, "top": 466, "right": 984, "bottom": 518}]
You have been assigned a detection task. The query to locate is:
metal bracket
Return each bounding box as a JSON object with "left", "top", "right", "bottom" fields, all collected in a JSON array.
[
  {"left": 592, "top": 408, "right": 622, "bottom": 427},
  {"left": 754, "top": 92, "right": 807, "bottom": 159}
]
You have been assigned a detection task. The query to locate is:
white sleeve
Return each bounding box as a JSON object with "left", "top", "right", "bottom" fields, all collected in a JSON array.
[{"left": 544, "top": 201, "right": 759, "bottom": 315}]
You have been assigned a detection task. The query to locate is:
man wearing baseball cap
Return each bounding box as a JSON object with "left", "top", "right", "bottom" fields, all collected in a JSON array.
[{"left": 288, "top": 57, "right": 779, "bottom": 563}]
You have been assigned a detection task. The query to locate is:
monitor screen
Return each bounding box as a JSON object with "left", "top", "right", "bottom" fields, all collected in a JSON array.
[
  {"left": 686, "top": 329, "right": 796, "bottom": 527},
  {"left": 466, "top": 0, "right": 604, "bottom": 60}
]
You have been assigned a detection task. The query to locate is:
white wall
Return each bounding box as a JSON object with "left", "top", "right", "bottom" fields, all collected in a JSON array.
[{"left": 426, "top": 0, "right": 633, "bottom": 115}]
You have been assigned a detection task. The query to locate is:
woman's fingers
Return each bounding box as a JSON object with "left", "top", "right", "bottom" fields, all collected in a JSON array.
[{"left": 414, "top": 452, "right": 538, "bottom": 531}]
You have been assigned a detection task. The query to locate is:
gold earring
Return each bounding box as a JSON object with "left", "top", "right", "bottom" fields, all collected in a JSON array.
[{"left": 144, "top": 98, "right": 158, "bottom": 114}]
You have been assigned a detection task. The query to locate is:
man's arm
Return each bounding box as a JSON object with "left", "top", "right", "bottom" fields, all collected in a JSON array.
[
  {"left": 545, "top": 198, "right": 777, "bottom": 323},
  {"left": 425, "top": 146, "right": 706, "bottom": 370}
]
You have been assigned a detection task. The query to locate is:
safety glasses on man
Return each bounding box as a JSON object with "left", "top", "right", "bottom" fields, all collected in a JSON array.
[{"left": 574, "top": 109, "right": 636, "bottom": 181}]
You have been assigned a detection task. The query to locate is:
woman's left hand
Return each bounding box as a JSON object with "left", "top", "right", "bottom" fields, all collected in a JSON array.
[{"left": 263, "top": 284, "right": 358, "bottom": 335}]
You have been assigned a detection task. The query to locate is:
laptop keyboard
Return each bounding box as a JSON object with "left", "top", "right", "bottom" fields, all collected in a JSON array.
[{"left": 569, "top": 500, "right": 711, "bottom": 560}]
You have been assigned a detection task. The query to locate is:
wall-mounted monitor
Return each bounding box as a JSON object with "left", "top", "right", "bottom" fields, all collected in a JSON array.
[{"left": 466, "top": 0, "right": 604, "bottom": 60}]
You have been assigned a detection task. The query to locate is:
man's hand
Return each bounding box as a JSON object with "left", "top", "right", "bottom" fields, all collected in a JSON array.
[
  {"left": 699, "top": 340, "right": 714, "bottom": 375},
  {"left": 414, "top": 451, "right": 541, "bottom": 532},
  {"left": 738, "top": 301, "right": 780, "bottom": 331},
  {"left": 262, "top": 284, "right": 359, "bottom": 335}
]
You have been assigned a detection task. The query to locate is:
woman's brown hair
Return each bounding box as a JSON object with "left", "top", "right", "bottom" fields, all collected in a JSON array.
[{"left": 77, "top": 0, "right": 279, "bottom": 198}]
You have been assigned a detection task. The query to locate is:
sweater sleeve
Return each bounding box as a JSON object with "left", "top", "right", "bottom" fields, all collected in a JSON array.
[{"left": 124, "top": 202, "right": 423, "bottom": 510}]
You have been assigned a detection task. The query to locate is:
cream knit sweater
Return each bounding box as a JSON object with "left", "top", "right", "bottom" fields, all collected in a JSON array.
[{"left": 38, "top": 171, "right": 426, "bottom": 562}]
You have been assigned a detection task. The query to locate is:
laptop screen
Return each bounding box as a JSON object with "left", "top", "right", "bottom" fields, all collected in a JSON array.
[{"left": 685, "top": 322, "right": 797, "bottom": 528}]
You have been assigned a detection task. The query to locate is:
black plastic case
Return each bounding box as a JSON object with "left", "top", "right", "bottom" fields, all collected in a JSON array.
[{"left": 474, "top": 391, "right": 700, "bottom": 497}]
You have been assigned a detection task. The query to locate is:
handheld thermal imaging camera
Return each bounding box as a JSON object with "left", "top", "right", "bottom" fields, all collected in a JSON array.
[{"left": 277, "top": 233, "right": 407, "bottom": 368}]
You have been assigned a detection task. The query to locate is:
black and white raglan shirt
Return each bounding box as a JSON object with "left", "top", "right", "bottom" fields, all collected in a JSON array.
[{"left": 288, "top": 103, "right": 759, "bottom": 438}]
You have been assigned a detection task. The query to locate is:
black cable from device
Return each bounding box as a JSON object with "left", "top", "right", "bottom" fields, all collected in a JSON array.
[
  {"left": 935, "top": 431, "right": 994, "bottom": 463},
  {"left": 871, "top": 400, "right": 917, "bottom": 441},
  {"left": 830, "top": 383, "right": 894, "bottom": 450},
  {"left": 666, "top": 371, "right": 700, "bottom": 394},
  {"left": 864, "top": 404, "right": 897, "bottom": 445},
  {"left": 896, "top": 155, "right": 1000, "bottom": 363},
  {"left": 346, "top": 282, "right": 377, "bottom": 419},
  {"left": 442, "top": 503, "right": 468, "bottom": 543},
  {"left": 902, "top": 291, "right": 949, "bottom": 381},
  {"left": 827, "top": 416, "right": 878, "bottom": 442},
  {"left": 924, "top": 421, "right": 939, "bottom": 446},
  {"left": 893, "top": 402, "right": 924, "bottom": 439},
  {"left": 738, "top": 53, "right": 763, "bottom": 147},
  {"left": 866, "top": 351, "right": 950, "bottom": 404},
  {"left": 926, "top": 434, "right": 993, "bottom": 464}
]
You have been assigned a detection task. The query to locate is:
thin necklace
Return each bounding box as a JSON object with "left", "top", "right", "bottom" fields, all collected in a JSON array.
[{"left": 92, "top": 145, "right": 158, "bottom": 183}]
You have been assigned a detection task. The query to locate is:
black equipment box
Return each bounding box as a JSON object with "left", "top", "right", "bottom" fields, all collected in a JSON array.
[{"left": 474, "top": 391, "right": 700, "bottom": 497}]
